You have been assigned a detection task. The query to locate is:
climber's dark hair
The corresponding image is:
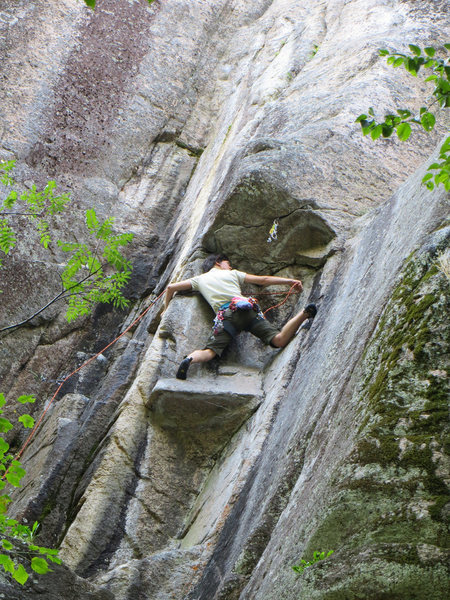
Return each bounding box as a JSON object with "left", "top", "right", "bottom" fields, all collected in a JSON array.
[{"left": 202, "top": 254, "right": 230, "bottom": 273}]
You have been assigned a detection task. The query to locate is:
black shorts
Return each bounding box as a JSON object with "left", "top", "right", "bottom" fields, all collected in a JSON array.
[{"left": 204, "top": 308, "right": 279, "bottom": 357}]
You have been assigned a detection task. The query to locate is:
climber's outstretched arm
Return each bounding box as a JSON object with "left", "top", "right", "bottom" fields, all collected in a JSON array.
[
  {"left": 164, "top": 280, "right": 193, "bottom": 309},
  {"left": 244, "top": 273, "right": 303, "bottom": 292}
]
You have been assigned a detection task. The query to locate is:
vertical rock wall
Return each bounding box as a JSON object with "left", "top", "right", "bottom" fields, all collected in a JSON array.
[{"left": 0, "top": 0, "right": 448, "bottom": 598}]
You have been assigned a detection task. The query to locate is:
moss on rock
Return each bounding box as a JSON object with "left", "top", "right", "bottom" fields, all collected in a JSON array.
[{"left": 297, "top": 235, "right": 449, "bottom": 599}]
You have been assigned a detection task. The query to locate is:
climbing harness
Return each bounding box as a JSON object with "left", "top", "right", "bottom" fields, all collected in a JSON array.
[
  {"left": 212, "top": 296, "right": 264, "bottom": 336},
  {"left": 267, "top": 219, "right": 279, "bottom": 243},
  {"left": 211, "top": 286, "right": 300, "bottom": 338}
]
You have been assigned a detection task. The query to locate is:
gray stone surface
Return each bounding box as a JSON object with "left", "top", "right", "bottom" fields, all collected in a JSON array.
[
  {"left": 0, "top": 0, "right": 448, "bottom": 599},
  {"left": 149, "top": 374, "right": 263, "bottom": 451}
]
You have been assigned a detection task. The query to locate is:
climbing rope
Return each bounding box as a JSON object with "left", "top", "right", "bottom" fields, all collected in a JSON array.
[
  {"left": 4, "top": 288, "right": 167, "bottom": 476},
  {"left": 262, "top": 283, "right": 300, "bottom": 315}
]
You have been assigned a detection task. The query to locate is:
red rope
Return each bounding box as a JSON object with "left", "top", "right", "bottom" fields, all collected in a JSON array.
[
  {"left": 4, "top": 289, "right": 167, "bottom": 475},
  {"left": 262, "top": 283, "right": 300, "bottom": 315}
]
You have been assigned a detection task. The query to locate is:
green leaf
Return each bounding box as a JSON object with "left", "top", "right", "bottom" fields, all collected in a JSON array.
[
  {"left": 4, "top": 190, "right": 17, "bottom": 208},
  {"left": 0, "top": 222, "right": 16, "bottom": 255},
  {"left": 436, "top": 171, "right": 449, "bottom": 184},
  {"left": 396, "top": 109, "right": 411, "bottom": 119},
  {"left": 440, "top": 137, "right": 450, "bottom": 154},
  {"left": 397, "top": 122, "right": 412, "bottom": 141},
  {"left": 379, "top": 49, "right": 389, "bottom": 56},
  {"left": 361, "top": 120, "right": 372, "bottom": 135},
  {"left": 370, "top": 124, "right": 383, "bottom": 140},
  {"left": 444, "top": 43, "right": 450, "bottom": 51},
  {"left": 421, "top": 112, "right": 436, "bottom": 131},
  {"left": 0, "top": 438, "right": 9, "bottom": 455},
  {"left": 292, "top": 565, "right": 304, "bottom": 573},
  {"left": 424, "top": 46, "right": 436, "bottom": 57},
  {"left": 393, "top": 56, "right": 404, "bottom": 67},
  {"left": 84, "top": 0, "right": 96, "bottom": 7},
  {"left": 18, "top": 414, "right": 35, "bottom": 429},
  {"left": 355, "top": 114, "right": 367, "bottom": 123},
  {"left": 1, "top": 539, "right": 13, "bottom": 550},
  {"left": 38, "top": 547, "right": 59, "bottom": 556},
  {"left": 0, "top": 553, "right": 15, "bottom": 574},
  {"left": 381, "top": 125, "right": 393, "bottom": 138},
  {"left": 47, "top": 555, "right": 62, "bottom": 564},
  {"left": 17, "top": 395, "right": 36, "bottom": 404},
  {"left": 422, "top": 173, "right": 434, "bottom": 182},
  {"left": 31, "top": 557, "right": 50, "bottom": 574},
  {"left": 86, "top": 209, "right": 99, "bottom": 233},
  {"left": 406, "top": 58, "right": 418, "bottom": 76},
  {"left": 5, "top": 461, "right": 26, "bottom": 487},
  {"left": 0, "top": 394, "right": 5, "bottom": 409},
  {"left": 96, "top": 216, "right": 115, "bottom": 240},
  {"left": 12, "top": 563, "right": 29, "bottom": 585},
  {"left": 5, "top": 473, "right": 21, "bottom": 488},
  {"left": 408, "top": 44, "right": 421, "bottom": 56},
  {"left": 0, "top": 418, "right": 13, "bottom": 434},
  {"left": 40, "top": 233, "right": 51, "bottom": 248}
]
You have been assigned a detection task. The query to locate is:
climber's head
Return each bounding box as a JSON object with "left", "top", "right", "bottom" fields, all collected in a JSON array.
[
  {"left": 202, "top": 253, "right": 231, "bottom": 272},
  {"left": 216, "top": 257, "right": 232, "bottom": 271}
]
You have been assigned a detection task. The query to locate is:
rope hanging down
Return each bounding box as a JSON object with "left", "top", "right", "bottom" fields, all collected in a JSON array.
[{"left": 4, "top": 288, "right": 167, "bottom": 475}]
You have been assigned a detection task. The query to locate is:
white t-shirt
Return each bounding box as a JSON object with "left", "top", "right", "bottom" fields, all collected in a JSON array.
[{"left": 190, "top": 268, "right": 247, "bottom": 312}]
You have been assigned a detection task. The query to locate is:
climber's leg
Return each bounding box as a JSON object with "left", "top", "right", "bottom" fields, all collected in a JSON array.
[
  {"left": 270, "top": 304, "right": 317, "bottom": 348},
  {"left": 190, "top": 349, "right": 217, "bottom": 363},
  {"left": 176, "top": 349, "right": 216, "bottom": 380}
]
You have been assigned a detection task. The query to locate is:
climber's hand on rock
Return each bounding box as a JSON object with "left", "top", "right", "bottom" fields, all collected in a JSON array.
[{"left": 291, "top": 279, "right": 303, "bottom": 292}]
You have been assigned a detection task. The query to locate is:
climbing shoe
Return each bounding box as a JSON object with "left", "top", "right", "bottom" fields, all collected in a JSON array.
[
  {"left": 304, "top": 303, "right": 317, "bottom": 319},
  {"left": 176, "top": 356, "right": 192, "bottom": 380}
]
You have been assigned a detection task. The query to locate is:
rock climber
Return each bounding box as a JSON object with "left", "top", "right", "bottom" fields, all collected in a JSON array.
[{"left": 164, "top": 254, "right": 317, "bottom": 379}]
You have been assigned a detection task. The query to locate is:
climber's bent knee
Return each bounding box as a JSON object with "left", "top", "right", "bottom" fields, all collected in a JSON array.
[
  {"left": 269, "top": 333, "right": 285, "bottom": 348},
  {"left": 190, "top": 348, "right": 217, "bottom": 363},
  {"left": 202, "top": 330, "right": 233, "bottom": 357},
  {"left": 202, "top": 348, "right": 217, "bottom": 361}
]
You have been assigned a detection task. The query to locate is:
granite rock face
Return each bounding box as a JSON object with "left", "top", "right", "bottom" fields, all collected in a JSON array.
[{"left": 0, "top": 1, "right": 448, "bottom": 599}]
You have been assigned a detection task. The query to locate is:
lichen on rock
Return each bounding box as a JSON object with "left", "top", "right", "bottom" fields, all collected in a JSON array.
[{"left": 298, "top": 229, "right": 450, "bottom": 599}]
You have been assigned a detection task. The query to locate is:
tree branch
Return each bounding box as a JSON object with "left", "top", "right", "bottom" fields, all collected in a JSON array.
[{"left": 0, "top": 266, "right": 103, "bottom": 333}]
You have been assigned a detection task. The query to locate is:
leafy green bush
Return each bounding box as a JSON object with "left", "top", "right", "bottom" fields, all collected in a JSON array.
[
  {"left": 0, "top": 160, "right": 134, "bottom": 330},
  {"left": 292, "top": 549, "right": 334, "bottom": 574},
  {"left": 0, "top": 393, "right": 61, "bottom": 585},
  {"left": 356, "top": 43, "right": 450, "bottom": 191}
]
